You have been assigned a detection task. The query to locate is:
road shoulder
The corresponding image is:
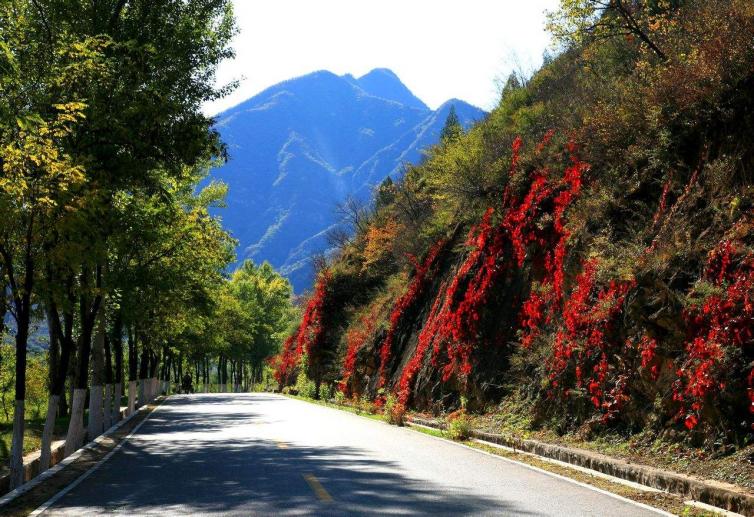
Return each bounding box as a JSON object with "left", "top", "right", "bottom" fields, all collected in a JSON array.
[
  {"left": 0, "top": 400, "right": 164, "bottom": 517},
  {"left": 281, "top": 394, "right": 736, "bottom": 517}
]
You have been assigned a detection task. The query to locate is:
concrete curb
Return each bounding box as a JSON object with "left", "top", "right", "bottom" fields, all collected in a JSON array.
[
  {"left": 407, "top": 416, "right": 754, "bottom": 516},
  {"left": 0, "top": 397, "right": 165, "bottom": 508}
]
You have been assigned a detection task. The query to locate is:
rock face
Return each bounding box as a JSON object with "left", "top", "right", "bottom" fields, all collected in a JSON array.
[{"left": 210, "top": 69, "right": 485, "bottom": 291}]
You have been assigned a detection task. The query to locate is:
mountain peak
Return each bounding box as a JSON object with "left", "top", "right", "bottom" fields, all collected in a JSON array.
[
  {"left": 357, "top": 68, "right": 401, "bottom": 81},
  {"left": 438, "top": 98, "right": 482, "bottom": 112},
  {"left": 352, "top": 68, "right": 428, "bottom": 111}
]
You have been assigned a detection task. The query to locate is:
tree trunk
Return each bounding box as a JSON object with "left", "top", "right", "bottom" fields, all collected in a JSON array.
[
  {"left": 39, "top": 394, "right": 59, "bottom": 471},
  {"left": 88, "top": 385, "right": 103, "bottom": 440},
  {"left": 9, "top": 303, "right": 30, "bottom": 489},
  {"left": 128, "top": 325, "right": 137, "bottom": 382},
  {"left": 40, "top": 305, "right": 59, "bottom": 473},
  {"left": 127, "top": 380, "right": 136, "bottom": 416},
  {"left": 103, "top": 331, "right": 113, "bottom": 431},
  {"left": 67, "top": 264, "right": 103, "bottom": 452},
  {"left": 42, "top": 295, "right": 74, "bottom": 469},
  {"left": 10, "top": 400, "right": 26, "bottom": 488},
  {"left": 103, "top": 384, "right": 113, "bottom": 431},
  {"left": 64, "top": 389, "right": 87, "bottom": 455},
  {"left": 112, "top": 313, "right": 123, "bottom": 423},
  {"left": 88, "top": 308, "right": 106, "bottom": 439},
  {"left": 112, "top": 382, "right": 122, "bottom": 422},
  {"left": 138, "top": 340, "right": 148, "bottom": 406}
]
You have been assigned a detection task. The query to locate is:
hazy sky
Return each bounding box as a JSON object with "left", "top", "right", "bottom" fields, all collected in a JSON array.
[{"left": 204, "top": 0, "right": 559, "bottom": 115}]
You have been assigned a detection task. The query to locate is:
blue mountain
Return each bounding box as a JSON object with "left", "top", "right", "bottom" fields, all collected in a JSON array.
[{"left": 210, "top": 69, "right": 485, "bottom": 292}]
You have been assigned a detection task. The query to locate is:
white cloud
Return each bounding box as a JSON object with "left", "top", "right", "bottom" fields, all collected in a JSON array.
[{"left": 204, "top": 0, "right": 558, "bottom": 115}]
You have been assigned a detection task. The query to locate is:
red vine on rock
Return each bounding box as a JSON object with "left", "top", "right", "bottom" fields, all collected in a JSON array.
[
  {"left": 396, "top": 134, "right": 589, "bottom": 399},
  {"left": 674, "top": 234, "right": 754, "bottom": 429},
  {"left": 340, "top": 304, "right": 381, "bottom": 395},
  {"left": 546, "top": 259, "right": 637, "bottom": 420},
  {"left": 273, "top": 270, "right": 332, "bottom": 384},
  {"left": 376, "top": 239, "right": 448, "bottom": 388}
]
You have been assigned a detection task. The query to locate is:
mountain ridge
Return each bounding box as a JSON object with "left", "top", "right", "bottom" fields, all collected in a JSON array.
[{"left": 210, "top": 68, "right": 486, "bottom": 291}]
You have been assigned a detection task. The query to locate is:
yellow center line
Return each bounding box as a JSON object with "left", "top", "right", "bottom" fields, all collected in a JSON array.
[{"left": 303, "top": 473, "right": 333, "bottom": 502}]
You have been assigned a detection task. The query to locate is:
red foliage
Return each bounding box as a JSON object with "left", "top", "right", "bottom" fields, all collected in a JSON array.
[
  {"left": 273, "top": 335, "right": 298, "bottom": 385},
  {"left": 674, "top": 237, "right": 754, "bottom": 429},
  {"left": 340, "top": 304, "right": 381, "bottom": 395},
  {"left": 397, "top": 135, "right": 589, "bottom": 399},
  {"left": 397, "top": 283, "right": 448, "bottom": 405},
  {"left": 273, "top": 270, "right": 332, "bottom": 385},
  {"left": 296, "top": 269, "right": 331, "bottom": 357},
  {"left": 637, "top": 335, "right": 659, "bottom": 381},
  {"left": 377, "top": 239, "right": 448, "bottom": 388},
  {"left": 520, "top": 291, "right": 547, "bottom": 349},
  {"left": 545, "top": 258, "right": 636, "bottom": 420}
]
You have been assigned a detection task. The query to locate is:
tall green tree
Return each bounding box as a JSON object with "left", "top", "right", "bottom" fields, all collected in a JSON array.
[{"left": 440, "top": 105, "right": 463, "bottom": 145}]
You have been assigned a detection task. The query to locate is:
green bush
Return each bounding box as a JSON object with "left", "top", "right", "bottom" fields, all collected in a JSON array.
[
  {"left": 294, "top": 371, "right": 316, "bottom": 399},
  {"left": 334, "top": 390, "right": 346, "bottom": 406},
  {"left": 359, "top": 397, "right": 377, "bottom": 415},
  {"left": 447, "top": 410, "right": 473, "bottom": 441},
  {"left": 383, "top": 393, "right": 406, "bottom": 425}
]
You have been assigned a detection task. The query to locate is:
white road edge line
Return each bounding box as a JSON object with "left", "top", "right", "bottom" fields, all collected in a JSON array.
[
  {"left": 403, "top": 423, "right": 675, "bottom": 517},
  {"left": 281, "top": 395, "right": 675, "bottom": 517},
  {"left": 29, "top": 399, "right": 167, "bottom": 516},
  {"left": 468, "top": 437, "right": 661, "bottom": 493}
]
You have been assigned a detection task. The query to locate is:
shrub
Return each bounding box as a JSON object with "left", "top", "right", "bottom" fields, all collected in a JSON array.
[
  {"left": 446, "top": 409, "right": 473, "bottom": 441},
  {"left": 359, "top": 397, "right": 377, "bottom": 415},
  {"left": 294, "top": 371, "right": 316, "bottom": 399},
  {"left": 334, "top": 390, "right": 346, "bottom": 406},
  {"left": 383, "top": 393, "right": 406, "bottom": 425}
]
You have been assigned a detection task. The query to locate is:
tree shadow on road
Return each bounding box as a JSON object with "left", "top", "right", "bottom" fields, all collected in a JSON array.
[
  {"left": 45, "top": 395, "right": 539, "bottom": 516},
  {"left": 48, "top": 440, "right": 534, "bottom": 515}
]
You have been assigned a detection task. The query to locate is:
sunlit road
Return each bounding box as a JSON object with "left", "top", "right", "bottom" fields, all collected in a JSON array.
[{"left": 39, "top": 393, "right": 664, "bottom": 516}]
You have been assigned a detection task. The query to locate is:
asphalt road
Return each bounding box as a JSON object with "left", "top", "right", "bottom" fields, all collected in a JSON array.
[{"left": 38, "top": 393, "right": 665, "bottom": 516}]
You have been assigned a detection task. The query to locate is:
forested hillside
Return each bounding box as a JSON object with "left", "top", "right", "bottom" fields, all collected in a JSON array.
[{"left": 275, "top": 0, "right": 754, "bottom": 448}]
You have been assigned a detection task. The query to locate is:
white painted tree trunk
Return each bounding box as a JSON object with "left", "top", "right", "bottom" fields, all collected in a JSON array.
[
  {"left": 112, "top": 382, "right": 122, "bottom": 422},
  {"left": 138, "top": 379, "right": 145, "bottom": 407},
  {"left": 39, "top": 394, "right": 60, "bottom": 472},
  {"left": 88, "top": 384, "right": 103, "bottom": 440},
  {"left": 89, "top": 309, "right": 106, "bottom": 440},
  {"left": 103, "top": 384, "right": 113, "bottom": 431},
  {"left": 64, "top": 388, "right": 87, "bottom": 456},
  {"left": 128, "top": 380, "right": 136, "bottom": 416},
  {"left": 9, "top": 399, "right": 26, "bottom": 489}
]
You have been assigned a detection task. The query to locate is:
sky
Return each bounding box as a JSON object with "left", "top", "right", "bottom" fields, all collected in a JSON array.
[{"left": 203, "top": 0, "right": 559, "bottom": 116}]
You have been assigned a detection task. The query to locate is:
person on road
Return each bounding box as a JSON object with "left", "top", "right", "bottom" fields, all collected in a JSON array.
[{"left": 181, "top": 373, "right": 194, "bottom": 394}]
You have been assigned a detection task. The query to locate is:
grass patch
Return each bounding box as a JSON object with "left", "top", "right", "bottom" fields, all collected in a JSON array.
[
  {"left": 282, "top": 393, "right": 385, "bottom": 423},
  {"left": 0, "top": 413, "right": 70, "bottom": 476}
]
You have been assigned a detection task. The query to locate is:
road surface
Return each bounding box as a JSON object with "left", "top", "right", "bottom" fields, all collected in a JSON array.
[{"left": 38, "top": 393, "right": 664, "bottom": 516}]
